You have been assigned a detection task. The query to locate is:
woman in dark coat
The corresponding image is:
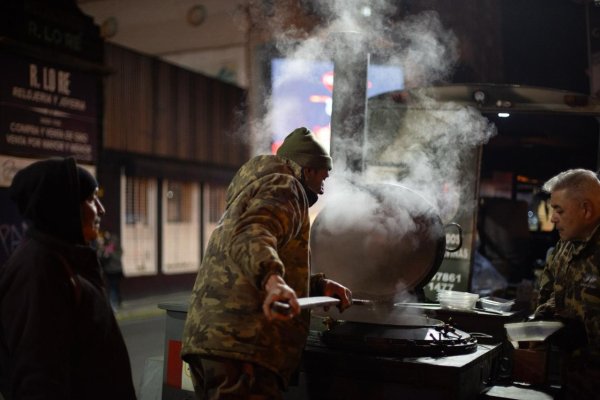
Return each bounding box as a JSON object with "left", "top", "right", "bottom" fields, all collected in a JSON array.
[{"left": 0, "top": 157, "right": 136, "bottom": 400}]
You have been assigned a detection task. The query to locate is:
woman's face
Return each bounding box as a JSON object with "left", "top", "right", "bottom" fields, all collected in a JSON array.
[{"left": 80, "top": 188, "right": 105, "bottom": 243}]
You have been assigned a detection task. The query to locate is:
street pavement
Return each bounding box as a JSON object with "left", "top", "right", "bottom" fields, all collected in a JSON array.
[
  {"left": 116, "top": 291, "right": 191, "bottom": 399},
  {"left": 115, "top": 291, "right": 191, "bottom": 323},
  {"left": 115, "top": 291, "right": 309, "bottom": 400}
]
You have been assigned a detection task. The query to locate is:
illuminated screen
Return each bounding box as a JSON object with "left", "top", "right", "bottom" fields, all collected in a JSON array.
[{"left": 270, "top": 58, "right": 404, "bottom": 153}]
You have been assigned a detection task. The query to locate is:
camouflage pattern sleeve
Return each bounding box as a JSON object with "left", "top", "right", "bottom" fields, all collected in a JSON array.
[
  {"left": 534, "top": 242, "right": 564, "bottom": 318},
  {"left": 181, "top": 156, "right": 313, "bottom": 385},
  {"left": 227, "top": 173, "right": 308, "bottom": 289},
  {"left": 579, "top": 248, "right": 600, "bottom": 354}
]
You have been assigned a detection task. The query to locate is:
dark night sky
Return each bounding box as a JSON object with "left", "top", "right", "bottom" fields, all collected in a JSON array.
[{"left": 501, "top": 0, "right": 589, "bottom": 93}]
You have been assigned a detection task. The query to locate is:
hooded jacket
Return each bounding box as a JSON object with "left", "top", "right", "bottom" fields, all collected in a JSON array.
[
  {"left": 181, "top": 155, "right": 322, "bottom": 385},
  {"left": 0, "top": 158, "right": 136, "bottom": 400}
]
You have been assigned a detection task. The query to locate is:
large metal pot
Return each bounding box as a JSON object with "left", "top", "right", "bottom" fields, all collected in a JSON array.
[{"left": 311, "top": 182, "right": 460, "bottom": 317}]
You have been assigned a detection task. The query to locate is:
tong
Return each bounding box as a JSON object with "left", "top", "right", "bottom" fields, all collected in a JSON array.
[{"left": 271, "top": 296, "right": 372, "bottom": 315}]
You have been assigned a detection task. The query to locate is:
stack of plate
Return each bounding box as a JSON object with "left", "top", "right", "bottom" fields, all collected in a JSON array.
[
  {"left": 480, "top": 296, "right": 515, "bottom": 313},
  {"left": 504, "top": 321, "right": 564, "bottom": 342},
  {"left": 436, "top": 290, "right": 479, "bottom": 311}
]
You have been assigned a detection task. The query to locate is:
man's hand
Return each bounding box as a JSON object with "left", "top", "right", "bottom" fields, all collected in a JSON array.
[
  {"left": 322, "top": 279, "right": 353, "bottom": 312},
  {"left": 263, "top": 274, "right": 300, "bottom": 320},
  {"left": 533, "top": 297, "right": 555, "bottom": 320}
]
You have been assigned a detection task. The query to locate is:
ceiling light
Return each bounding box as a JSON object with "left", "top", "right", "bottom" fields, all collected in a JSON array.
[{"left": 498, "top": 112, "right": 510, "bottom": 118}]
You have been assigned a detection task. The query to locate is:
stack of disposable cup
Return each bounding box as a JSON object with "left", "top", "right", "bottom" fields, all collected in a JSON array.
[{"left": 436, "top": 290, "right": 479, "bottom": 311}]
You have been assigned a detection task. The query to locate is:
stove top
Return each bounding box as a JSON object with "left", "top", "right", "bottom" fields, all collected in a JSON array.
[
  {"left": 302, "top": 328, "right": 503, "bottom": 400},
  {"left": 319, "top": 320, "right": 478, "bottom": 357}
]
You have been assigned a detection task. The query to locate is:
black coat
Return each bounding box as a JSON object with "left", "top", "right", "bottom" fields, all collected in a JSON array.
[
  {"left": 0, "top": 229, "right": 136, "bottom": 400},
  {"left": 0, "top": 158, "right": 136, "bottom": 399}
]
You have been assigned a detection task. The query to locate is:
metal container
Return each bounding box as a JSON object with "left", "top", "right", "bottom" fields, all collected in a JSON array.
[{"left": 311, "top": 182, "right": 460, "bottom": 313}]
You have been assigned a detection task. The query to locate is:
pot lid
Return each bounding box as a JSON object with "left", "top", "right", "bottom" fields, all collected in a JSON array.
[{"left": 310, "top": 183, "right": 446, "bottom": 306}]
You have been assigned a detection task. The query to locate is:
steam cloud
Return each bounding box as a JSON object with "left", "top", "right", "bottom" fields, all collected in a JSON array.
[
  {"left": 251, "top": 1, "right": 495, "bottom": 202},
  {"left": 246, "top": 0, "right": 496, "bottom": 306}
]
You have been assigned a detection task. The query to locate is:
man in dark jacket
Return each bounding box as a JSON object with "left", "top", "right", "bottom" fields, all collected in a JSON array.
[
  {"left": 534, "top": 168, "right": 600, "bottom": 399},
  {"left": 182, "top": 127, "right": 353, "bottom": 399},
  {"left": 0, "top": 157, "right": 136, "bottom": 400}
]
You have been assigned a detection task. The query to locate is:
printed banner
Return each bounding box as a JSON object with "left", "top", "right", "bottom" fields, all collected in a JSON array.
[{"left": 0, "top": 53, "right": 98, "bottom": 162}]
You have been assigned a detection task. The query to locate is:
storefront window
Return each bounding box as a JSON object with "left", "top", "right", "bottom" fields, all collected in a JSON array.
[
  {"left": 166, "top": 181, "right": 192, "bottom": 223},
  {"left": 125, "top": 176, "right": 149, "bottom": 225},
  {"left": 162, "top": 180, "right": 199, "bottom": 274},
  {"left": 121, "top": 174, "right": 158, "bottom": 276}
]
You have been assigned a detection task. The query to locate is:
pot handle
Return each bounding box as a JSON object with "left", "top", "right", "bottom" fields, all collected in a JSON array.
[{"left": 444, "top": 222, "right": 463, "bottom": 253}]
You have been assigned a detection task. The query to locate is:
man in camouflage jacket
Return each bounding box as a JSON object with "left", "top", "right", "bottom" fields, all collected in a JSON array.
[
  {"left": 181, "top": 127, "right": 352, "bottom": 399},
  {"left": 534, "top": 169, "right": 600, "bottom": 398}
]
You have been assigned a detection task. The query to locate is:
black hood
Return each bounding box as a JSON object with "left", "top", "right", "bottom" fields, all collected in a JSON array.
[{"left": 9, "top": 157, "right": 87, "bottom": 245}]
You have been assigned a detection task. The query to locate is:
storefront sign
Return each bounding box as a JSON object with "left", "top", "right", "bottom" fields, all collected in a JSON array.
[
  {"left": 0, "top": 3, "right": 103, "bottom": 63},
  {"left": 26, "top": 18, "right": 83, "bottom": 54},
  {"left": 0, "top": 53, "right": 98, "bottom": 162}
]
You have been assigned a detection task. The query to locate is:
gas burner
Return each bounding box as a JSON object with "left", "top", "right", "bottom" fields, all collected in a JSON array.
[{"left": 320, "top": 321, "right": 478, "bottom": 357}]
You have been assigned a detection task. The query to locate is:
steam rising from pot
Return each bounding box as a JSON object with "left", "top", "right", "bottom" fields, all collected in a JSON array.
[
  {"left": 248, "top": 1, "right": 494, "bottom": 214},
  {"left": 244, "top": 1, "right": 496, "bottom": 309}
]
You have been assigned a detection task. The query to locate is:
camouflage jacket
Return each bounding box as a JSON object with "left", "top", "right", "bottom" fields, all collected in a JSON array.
[
  {"left": 181, "top": 155, "right": 324, "bottom": 385},
  {"left": 535, "top": 225, "right": 600, "bottom": 354}
]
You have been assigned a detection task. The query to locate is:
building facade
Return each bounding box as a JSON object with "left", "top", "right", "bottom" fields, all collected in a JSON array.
[{"left": 0, "top": 1, "right": 249, "bottom": 298}]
